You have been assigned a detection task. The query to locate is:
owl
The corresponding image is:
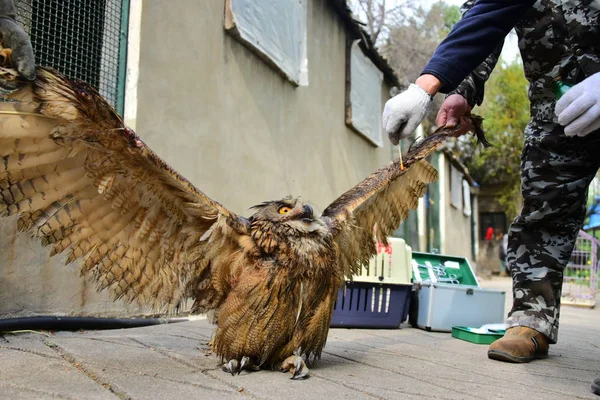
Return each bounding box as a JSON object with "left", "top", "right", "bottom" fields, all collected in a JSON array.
[{"left": 0, "top": 65, "right": 483, "bottom": 379}]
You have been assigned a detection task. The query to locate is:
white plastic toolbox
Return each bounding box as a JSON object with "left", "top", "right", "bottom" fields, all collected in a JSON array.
[
  {"left": 410, "top": 252, "right": 507, "bottom": 332},
  {"left": 412, "top": 282, "right": 506, "bottom": 332}
]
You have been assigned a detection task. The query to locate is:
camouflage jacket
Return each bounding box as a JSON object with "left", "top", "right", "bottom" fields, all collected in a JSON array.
[{"left": 450, "top": 0, "right": 600, "bottom": 123}]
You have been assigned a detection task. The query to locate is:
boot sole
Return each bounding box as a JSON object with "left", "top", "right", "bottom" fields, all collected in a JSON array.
[
  {"left": 592, "top": 380, "right": 600, "bottom": 395},
  {"left": 488, "top": 349, "right": 548, "bottom": 363}
]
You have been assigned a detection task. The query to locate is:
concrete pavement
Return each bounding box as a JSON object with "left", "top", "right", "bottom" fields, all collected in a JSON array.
[{"left": 1, "top": 277, "right": 599, "bottom": 400}]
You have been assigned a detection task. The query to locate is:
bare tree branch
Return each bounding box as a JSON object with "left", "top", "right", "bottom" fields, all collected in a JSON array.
[{"left": 350, "top": 0, "right": 418, "bottom": 45}]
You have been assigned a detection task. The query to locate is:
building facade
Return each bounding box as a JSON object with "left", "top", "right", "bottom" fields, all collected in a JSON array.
[{"left": 0, "top": 0, "right": 416, "bottom": 317}]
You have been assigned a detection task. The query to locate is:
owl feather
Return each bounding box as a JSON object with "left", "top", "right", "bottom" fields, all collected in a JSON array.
[{"left": 0, "top": 65, "right": 485, "bottom": 378}]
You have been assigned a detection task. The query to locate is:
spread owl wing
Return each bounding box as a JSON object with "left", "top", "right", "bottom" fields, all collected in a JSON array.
[
  {"left": 322, "top": 117, "right": 485, "bottom": 279},
  {"left": 0, "top": 67, "right": 249, "bottom": 311}
]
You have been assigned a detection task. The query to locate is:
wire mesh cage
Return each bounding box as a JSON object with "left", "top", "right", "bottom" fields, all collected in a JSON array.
[
  {"left": 562, "top": 230, "right": 600, "bottom": 308},
  {"left": 12, "top": 0, "right": 128, "bottom": 112}
]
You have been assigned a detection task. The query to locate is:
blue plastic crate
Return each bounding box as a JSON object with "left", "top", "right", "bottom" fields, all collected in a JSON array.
[{"left": 330, "top": 282, "right": 412, "bottom": 328}]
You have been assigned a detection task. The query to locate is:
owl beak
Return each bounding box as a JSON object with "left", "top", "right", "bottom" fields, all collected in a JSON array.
[{"left": 300, "top": 204, "right": 314, "bottom": 222}]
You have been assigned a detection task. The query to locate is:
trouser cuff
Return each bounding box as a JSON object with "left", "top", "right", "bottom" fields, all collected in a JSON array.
[{"left": 506, "top": 313, "right": 558, "bottom": 344}]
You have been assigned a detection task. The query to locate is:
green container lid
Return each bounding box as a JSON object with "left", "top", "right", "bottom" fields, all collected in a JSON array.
[
  {"left": 451, "top": 326, "right": 505, "bottom": 345},
  {"left": 412, "top": 252, "right": 479, "bottom": 287}
]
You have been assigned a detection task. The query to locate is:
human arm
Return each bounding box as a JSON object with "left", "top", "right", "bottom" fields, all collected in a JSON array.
[
  {"left": 421, "top": 0, "right": 534, "bottom": 94},
  {"left": 435, "top": 0, "right": 507, "bottom": 133},
  {"left": 383, "top": 0, "right": 534, "bottom": 144}
]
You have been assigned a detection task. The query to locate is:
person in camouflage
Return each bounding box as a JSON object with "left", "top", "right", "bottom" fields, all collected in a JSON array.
[
  {"left": 449, "top": 0, "right": 600, "bottom": 346},
  {"left": 381, "top": 0, "right": 600, "bottom": 395}
]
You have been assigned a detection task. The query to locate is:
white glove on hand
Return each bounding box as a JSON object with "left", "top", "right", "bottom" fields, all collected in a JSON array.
[
  {"left": 555, "top": 72, "right": 600, "bottom": 137},
  {"left": 382, "top": 83, "right": 432, "bottom": 145}
]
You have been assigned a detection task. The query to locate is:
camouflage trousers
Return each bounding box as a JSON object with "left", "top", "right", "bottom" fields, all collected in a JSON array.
[{"left": 506, "top": 120, "right": 600, "bottom": 344}]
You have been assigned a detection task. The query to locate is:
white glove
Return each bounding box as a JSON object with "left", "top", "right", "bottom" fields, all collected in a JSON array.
[
  {"left": 382, "top": 83, "right": 432, "bottom": 145},
  {"left": 555, "top": 72, "right": 600, "bottom": 137}
]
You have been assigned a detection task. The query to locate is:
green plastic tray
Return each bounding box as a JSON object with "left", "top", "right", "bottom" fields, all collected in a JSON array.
[
  {"left": 412, "top": 252, "right": 479, "bottom": 287},
  {"left": 451, "top": 326, "right": 505, "bottom": 345}
]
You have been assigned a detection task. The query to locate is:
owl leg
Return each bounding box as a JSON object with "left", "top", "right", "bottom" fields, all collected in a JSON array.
[
  {"left": 222, "top": 356, "right": 259, "bottom": 376},
  {"left": 280, "top": 354, "right": 309, "bottom": 380}
]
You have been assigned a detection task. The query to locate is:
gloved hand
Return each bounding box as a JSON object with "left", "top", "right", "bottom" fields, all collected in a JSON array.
[
  {"left": 382, "top": 83, "right": 432, "bottom": 145},
  {"left": 436, "top": 94, "right": 474, "bottom": 135},
  {"left": 0, "top": 0, "right": 36, "bottom": 81},
  {"left": 555, "top": 72, "right": 600, "bottom": 137}
]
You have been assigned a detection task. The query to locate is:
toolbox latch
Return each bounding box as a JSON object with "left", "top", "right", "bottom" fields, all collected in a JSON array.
[{"left": 466, "top": 288, "right": 474, "bottom": 295}]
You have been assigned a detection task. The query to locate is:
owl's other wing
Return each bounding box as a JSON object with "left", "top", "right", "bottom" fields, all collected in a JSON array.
[
  {"left": 322, "top": 159, "right": 437, "bottom": 278},
  {"left": 322, "top": 117, "right": 484, "bottom": 279},
  {"left": 0, "top": 67, "right": 248, "bottom": 312}
]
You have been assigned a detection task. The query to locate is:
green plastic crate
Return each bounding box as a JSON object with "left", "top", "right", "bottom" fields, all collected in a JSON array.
[
  {"left": 411, "top": 252, "right": 479, "bottom": 287},
  {"left": 451, "top": 326, "right": 506, "bottom": 345}
]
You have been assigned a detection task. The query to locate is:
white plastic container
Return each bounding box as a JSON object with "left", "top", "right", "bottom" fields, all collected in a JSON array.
[
  {"left": 410, "top": 251, "right": 507, "bottom": 332},
  {"left": 353, "top": 237, "right": 412, "bottom": 285},
  {"left": 413, "top": 282, "right": 506, "bottom": 332}
]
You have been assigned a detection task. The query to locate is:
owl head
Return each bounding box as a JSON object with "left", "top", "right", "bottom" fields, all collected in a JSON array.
[{"left": 249, "top": 196, "right": 325, "bottom": 234}]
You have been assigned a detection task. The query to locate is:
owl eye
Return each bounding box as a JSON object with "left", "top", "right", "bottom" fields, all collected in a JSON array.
[{"left": 278, "top": 206, "right": 292, "bottom": 214}]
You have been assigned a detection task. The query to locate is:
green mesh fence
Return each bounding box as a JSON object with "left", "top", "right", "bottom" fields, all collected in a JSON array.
[{"left": 13, "top": 0, "right": 128, "bottom": 112}]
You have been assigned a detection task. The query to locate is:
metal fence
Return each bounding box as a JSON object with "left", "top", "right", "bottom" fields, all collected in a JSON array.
[
  {"left": 562, "top": 230, "right": 600, "bottom": 308},
  {"left": 13, "top": 0, "right": 128, "bottom": 113}
]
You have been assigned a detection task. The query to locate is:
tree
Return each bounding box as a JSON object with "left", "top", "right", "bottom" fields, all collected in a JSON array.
[
  {"left": 351, "top": 0, "right": 528, "bottom": 217},
  {"left": 354, "top": 0, "right": 387, "bottom": 44},
  {"left": 378, "top": 2, "right": 460, "bottom": 81},
  {"left": 351, "top": 0, "right": 415, "bottom": 45},
  {"left": 377, "top": 1, "right": 461, "bottom": 131}
]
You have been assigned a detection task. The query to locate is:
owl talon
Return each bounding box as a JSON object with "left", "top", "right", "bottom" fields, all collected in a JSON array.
[
  {"left": 281, "top": 354, "right": 309, "bottom": 380},
  {"left": 222, "top": 359, "right": 239, "bottom": 376},
  {"left": 222, "top": 356, "right": 255, "bottom": 376},
  {"left": 239, "top": 356, "right": 249, "bottom": 375}
]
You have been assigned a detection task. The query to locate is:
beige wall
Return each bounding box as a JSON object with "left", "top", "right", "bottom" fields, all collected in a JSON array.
[
  {"left": 0, "top": 0, "right": 395, "bottom": 317},
  {"left": 133, "top": 0, "right": 393, "bottom": 216},
  {"left": 0, "top": 216, "right": 151, "bottom": 318},
  {"left": 440, "top": 155, "right": 477, "bottom": 267}
]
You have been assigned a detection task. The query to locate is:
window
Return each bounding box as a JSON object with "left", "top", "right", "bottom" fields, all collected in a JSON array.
[
  {"left": 224, "top": 0, "right": 308, "bottom": 86},
  {"left": 14, "top": 0, "right": 129, "bottom": 114},
  {"left": 345, "top": 40, "right": 383, "bottom": 147},
  {"left": 462, "top": 179, "right": 471, "bottom": 217},
  {"left": 450, "top": 164, "right": 462, "bottom": 209}
]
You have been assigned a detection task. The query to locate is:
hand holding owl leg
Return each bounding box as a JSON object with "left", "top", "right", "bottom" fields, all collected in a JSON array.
[{"left": 280, "top": 353, "right": 309, "bottom": 380}]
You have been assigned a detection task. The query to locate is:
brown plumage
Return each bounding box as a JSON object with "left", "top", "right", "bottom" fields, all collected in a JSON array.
[{"left": 0, "top": 65, "right": 485, "bottom": 378}]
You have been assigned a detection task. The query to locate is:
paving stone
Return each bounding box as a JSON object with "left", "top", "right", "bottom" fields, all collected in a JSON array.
[{"left": 1, "top": 278, "right": 598, "bottom": 400}]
